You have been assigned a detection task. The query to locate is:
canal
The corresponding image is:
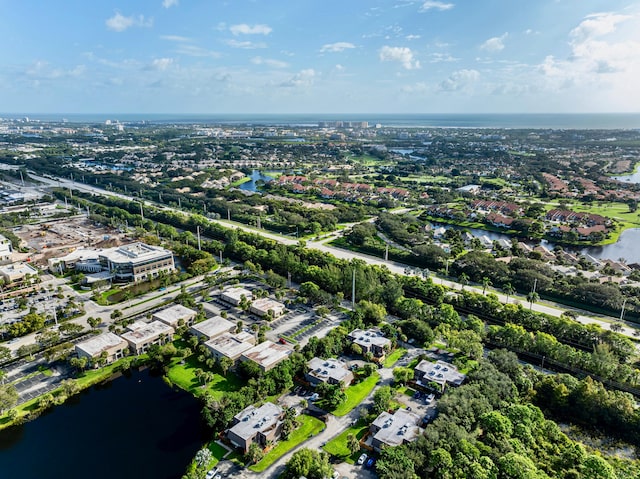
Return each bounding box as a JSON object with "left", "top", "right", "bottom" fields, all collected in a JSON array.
[{"left": 0, "top": 368, "right": 207, "bottom": 479}]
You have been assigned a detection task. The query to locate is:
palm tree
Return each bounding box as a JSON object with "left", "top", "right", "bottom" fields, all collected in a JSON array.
[
  {"left": 481, "top": 277, "right": 492, "bottom": 295},
  {"left": 503, "top": 283, "right": 514, "bottom": 304},
  {"left": 527, "top": 291, "right": 539, "bottom": 310},
  {"left": 459, "top": 273, "right": 469, "bottom": 290}
]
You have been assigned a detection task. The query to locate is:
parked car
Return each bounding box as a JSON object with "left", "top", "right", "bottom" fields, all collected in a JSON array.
[
  {"left": 205, "top": 468, "right": 218, "bottom": 479},
  {"left": 309, "top": 393, "right": 319, "bottom": 401},
  {"left": 366, "top": 457, "right": 376, "bottom": 468},
  {"left": 406, "top": 406, "right": 412, "bottom": 411},
  {"left": 357, "top": 453, "right": 368, "bottom": 466},
  {"left": 414, "top": 391, "right": 421, "bottom": 399},
  {"left": 426, "top": 393, "right": 435, "bottom": 403}
]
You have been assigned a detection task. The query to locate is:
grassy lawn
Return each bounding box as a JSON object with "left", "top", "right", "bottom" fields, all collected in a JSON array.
[
  {"left": 249, "top": 415, "right": 324, "bottom": 472},
  {"left": 166, "top": 355, "right": 243, "bottom": 399},
  {"left": 207, "top": 441, "right": 229, "bottom": 468},
  {"left": 395, "top": 385, "right": 416, "bottom": 397},
  {"left": 333, "top": 373, "right": 380, "bottom": 417},
  {"left": 231, "top": 177, "right": 251, "bottom": 187},
  {"left": 384, "top": 348, "right": 406, "bottom": 368},
  {"left": 323, "top": 422, "right": 369, "bottom": 464}
]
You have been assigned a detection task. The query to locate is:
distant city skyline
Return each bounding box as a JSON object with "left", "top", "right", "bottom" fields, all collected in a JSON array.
[{"left": 1, "top": 0, "right": 639, "bottom": 114}]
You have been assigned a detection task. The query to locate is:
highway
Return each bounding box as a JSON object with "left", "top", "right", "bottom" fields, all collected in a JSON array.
[{"left": 25, "top": 171, "right": 640, "bottom": 339}]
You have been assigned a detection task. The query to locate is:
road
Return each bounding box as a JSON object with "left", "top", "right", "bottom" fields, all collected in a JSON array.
[
  {"left": 217, "top": 353, "right": 398, "bottom": 479},
  {"left": 25, "top": 171, "right": 640, "bottom": 340}
]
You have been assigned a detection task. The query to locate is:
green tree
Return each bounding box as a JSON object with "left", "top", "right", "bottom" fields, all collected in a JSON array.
[
  {"left": 245, "top": 442, "right": 264, "bottom": 465},
  {"left": 0, "top": 346, "right": 11, "bottom": 363},
  {"left": 282, "top": 448, "right": 333, "bottom": 479},
  {"left": 482, "top": 276, "right": 492, "bottom": 295},
  {"left": 194, "top": 448, "right": 213, "bottom": 469},
  {"left": 218, "top": 356, "right": 233, "bottom": 376},
  {"left": 372, "top": 385, "right": 394, "bottom": 415},
  {"left": 87, "top": 317, "right": 101, "bottom": 329},
  {"left": 347, "top": 433, "right": 360, "bottom": 455},
  {"left": 0, "top": 384, "right": 19, "bottom": 413},
  {"left": 393, "top": 367, "right": 413, "bottom": 385}
]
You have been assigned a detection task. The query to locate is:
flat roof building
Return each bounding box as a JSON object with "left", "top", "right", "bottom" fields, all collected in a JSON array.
[
  {"left": 0, "top": 234, "right": 13, "bottom": 262},
  {"left": 348, "top": 328, "right": 391, "bottom": 358},
  {"left": 414, "top": 360, "right": 466, "bottom": 391},
  {"left": 205, "top": 332, "right": 255, "bottom": 361},
  {"left": 48, "top": 242, "right": 174, "bottom": 283},
  {"left": 306, "top": 357, "right": 354, "bottom": 387},
  {"left": 121, "top": 320, "right": 174, "bottom": 355},
  {"left": 152, "top": 304, "right": 197, "bottom": 328},
  {"left": 249, "top": 298, "right": 285, "bottom": 318},
  {"left": 220, "top": 287, "right": 253, "bottom": 306},
  {"left": 75, "top": 332, "right": 128, "bottom": 365},
  {"left": 0, "top": 262, "right": 38, "bottom": 284},
  {"left": 240, "top": 340, "right": 291, "bottom": 372},
  {"left": 99, "top": 242, "right": 174, "bottom": 282},
  {"left": 370, "top": 409, "right": 424, "bottom": 452},
  {"left": 189, "top": 316, "right": 235, "bottom": 341},
  {"left": 227, "top": 403, "right": 284, "bottom": 453}
]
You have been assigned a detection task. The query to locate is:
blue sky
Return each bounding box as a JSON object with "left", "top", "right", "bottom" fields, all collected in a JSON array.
[{"left": 1, "top": 0, "right": 639, "bottom": 114}]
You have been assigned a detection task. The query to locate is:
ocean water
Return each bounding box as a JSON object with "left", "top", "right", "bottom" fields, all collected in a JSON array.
[{"left": 4, "top": 113, "right": 640, "bottom": 129}]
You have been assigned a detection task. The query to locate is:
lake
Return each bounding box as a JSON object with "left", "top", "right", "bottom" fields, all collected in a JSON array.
[
  {"left": 0, "top": 368, "right": 207, "bottom": 479},
  {"left": 433, "top": 222, "right": 640, "bottom": 264},
  {"left": 239, "top": 170, "right": 274, "bottom": 192}
]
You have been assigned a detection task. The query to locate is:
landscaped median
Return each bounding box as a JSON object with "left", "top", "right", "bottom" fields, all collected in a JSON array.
[
  {"left": 249, "top": 414, "right": 324, "bottom": 472},
  {"left": 332, "top": 372, "right": 380, "bottom": 417}
]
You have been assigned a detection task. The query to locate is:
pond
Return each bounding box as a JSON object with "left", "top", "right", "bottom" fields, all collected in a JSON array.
[
  {"left": 433, "top": 222, "right": 640, "bottom": 264},
  {"left": 611, "top": 163, "right": 640, "bottom": 184},
  {"left": 0, "top": 368, "right": 207, "bottom": 479},
  {"left": 238, "top": 170, "right": 275, "bottom": 192}
]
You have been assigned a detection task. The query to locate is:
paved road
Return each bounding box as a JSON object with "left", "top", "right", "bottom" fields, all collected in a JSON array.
[{"left": 26, "top": 172, "right": 640, "bottom": 339}]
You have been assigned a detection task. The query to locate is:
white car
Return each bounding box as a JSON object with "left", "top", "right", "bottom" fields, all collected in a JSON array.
[
  {"left": 205, "top": 468, "right": 218, "bottom": 479},
  {"left": 357, "top": 453, "right": 368, "bottom": 465}
]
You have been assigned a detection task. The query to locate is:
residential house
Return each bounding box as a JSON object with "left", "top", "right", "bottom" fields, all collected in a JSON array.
[
  {"left": 305, "top": 357, "right": 354, "bottom": 387},
  {"left": 370, "top": 409, "right": 424, "bottom": 452},
  {"left": 227, "top": 403, "right": 285, "bottom": 453},
  {"left": 414, "top": 360, "right": 466, "bottom": 391}
]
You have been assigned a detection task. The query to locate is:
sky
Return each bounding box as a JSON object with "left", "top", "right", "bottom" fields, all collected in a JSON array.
[{"left": 1, "top": 0, "right": 639, "bottom": 114}]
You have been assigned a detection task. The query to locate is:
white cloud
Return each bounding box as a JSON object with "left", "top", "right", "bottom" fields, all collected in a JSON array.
[
  {"left": 230, "top": 24, "right": 272, "bottom": 35},
  {"left": 162, "top": 0, "right": 179, "bottom": 8},
  {"left": 106, "top": 12, "right": 153, "bottom": 32},
  {"left": 25, "top": 61, "right": 86, "bottom": 80},
  {"left": 150, "top": 58, "right": 174, "bottom": 71},
  {"left": 570, "top": 12, "right": 630, "bottom": 41},
  {"left": 174, "top": 44, "right": 221, "bottom": 58},
  {"left": 405, "top": 34, "right": 421, "bottom": 41},
  {"left": 320, "top": 42, "right": 355, "bottom": 53},
  {"left": 439, "top": 69, "right": 479, "bottom": 91},
  {"left": 251, "top": 57, "right": 289, "bottom": 68},
  {"left": 480, "top": 33, "right": 508, "bottom": 52},
  {"left": 379, "top": 46, "right": 420, "bottom": 70},
  {"left": 160, "top": 35, "right": 191, "bottom": 42},
  {"left": 226, "top": 39, "right": 267, "bottom": 49},
  {"left": 279, "top": 69, "right": 316, "bottom": 88},
  {"left": 420, "top": 1, "right": 454, "bottom": 12},
  {"left": 401, "top": 82, "right": 429, "bottom": 94},
  {"left": 429, "top": 52, "right": 459, "bottom": 63}
]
